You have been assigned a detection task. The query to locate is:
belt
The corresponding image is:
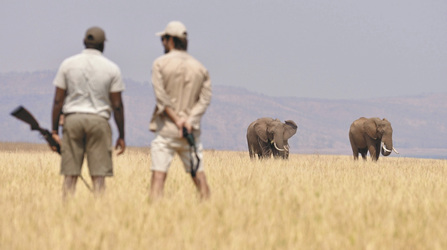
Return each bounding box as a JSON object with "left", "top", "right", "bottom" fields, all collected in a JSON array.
[{"left": 64, "top": 112, "right": 95, "bottom": 117}]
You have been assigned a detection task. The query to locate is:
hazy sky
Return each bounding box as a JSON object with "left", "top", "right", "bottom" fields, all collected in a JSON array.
[{"left": 2, "top": 0, "right": 446, "bottom": 99}]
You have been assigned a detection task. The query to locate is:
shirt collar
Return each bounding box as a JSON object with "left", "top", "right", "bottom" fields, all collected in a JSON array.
[{"left": 82, "top": 48, "right": 103, "bottom": 55}]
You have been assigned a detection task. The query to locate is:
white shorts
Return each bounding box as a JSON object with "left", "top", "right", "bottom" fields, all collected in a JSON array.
[{"left": 150, "top": 134, "right": 204, "bottom": 173}]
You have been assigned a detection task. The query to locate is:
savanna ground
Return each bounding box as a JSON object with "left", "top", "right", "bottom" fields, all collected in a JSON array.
[{"left": 1, "top": 142, "right": 447, "bottom": 250}]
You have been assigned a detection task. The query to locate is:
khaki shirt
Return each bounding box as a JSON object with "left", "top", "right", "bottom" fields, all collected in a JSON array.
[{"left": 150, "top": 50, "right": 212, "bottom": 137}]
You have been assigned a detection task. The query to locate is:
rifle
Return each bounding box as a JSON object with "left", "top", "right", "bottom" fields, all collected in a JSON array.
[
  {"left": 11, "top": 106, "right": 93, "bottom": 192},
  {"left": 183, "top": 127, "right": 200, "bottom": 177},
  {"left": 10, "top": 106, "right": 60, "bottom": 153}
]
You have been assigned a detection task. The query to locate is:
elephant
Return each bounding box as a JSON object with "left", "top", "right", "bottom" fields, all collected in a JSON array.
[
  {"left": 246, "top": 118, "right": 298, "bottom": 159},
  {"left": 349, "top": 117, "right": 399, "bottom": 161}
]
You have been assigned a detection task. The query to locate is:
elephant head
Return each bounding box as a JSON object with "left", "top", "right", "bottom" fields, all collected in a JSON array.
[
  {"left": 364, "top": 118, "right": 396, "bottom": 157},
  {"left": 253, "top": 118, "right": 298, "bottom": 159}
]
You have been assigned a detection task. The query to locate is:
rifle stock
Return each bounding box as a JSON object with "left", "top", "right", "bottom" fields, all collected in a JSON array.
[
  {"left": 11, "top": 106, "right": 40, "bottom": 130},
  {"left": 11, "top": 106, "right": 61, "bottom": 154}
]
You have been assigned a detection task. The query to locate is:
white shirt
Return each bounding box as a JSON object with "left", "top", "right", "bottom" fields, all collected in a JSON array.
[{"left": 53, "top": 49, "right": 125, "bottom": 119}]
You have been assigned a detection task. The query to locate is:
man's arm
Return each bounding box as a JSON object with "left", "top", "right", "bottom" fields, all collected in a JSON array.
[
  {"left": 110, "top": 91, "right": 125, "bottom": 155},
  {"left": 52, "top": 87, "right": 66, "bottom": 132},
  {"left": 151, "top": 60, "right": 187, "bottom": 136},
  {"left": 151, "top": 61, "right": 174, "bottom": 116},
  {"left": 188, "top": 73, "right": 212, "bottom": 129},
  {"left": 51, "top": 87, "right": 66, "bottom": 151}
]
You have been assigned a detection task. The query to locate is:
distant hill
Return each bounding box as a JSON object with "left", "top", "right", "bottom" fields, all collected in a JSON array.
[{"left": 1, "top": 71, "right": 447, "bottom": 159}]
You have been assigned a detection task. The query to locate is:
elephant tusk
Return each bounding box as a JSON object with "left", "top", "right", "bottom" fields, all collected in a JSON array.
[
  {"left": 393, "top": 147, "right": 399, "bottom": 154},
  {"left": 274, "top": 143, "right": 285, "bottom": 152},
  {"left": 284, "top": 145, "right": 290, "bottom": 152},
  {"left": 382, "top": 143, "right": 392, "bottom": 153}
]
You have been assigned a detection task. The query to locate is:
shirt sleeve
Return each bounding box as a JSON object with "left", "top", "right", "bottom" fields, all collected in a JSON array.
[
  {"left": 151, "top": 60, "right": 174, "bottom": 115},
  {"left": 188, "top": 70, "right": 212, "bottom": 129},
  {"left": 53, "top": 63, "right": 67, "bottom": 89},
  {"left": 110, "top": 67, "right": 125, "bottom": 93}
]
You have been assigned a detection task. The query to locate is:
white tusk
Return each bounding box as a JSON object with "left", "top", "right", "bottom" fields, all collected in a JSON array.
[
  {"left": 382, "top": 143, "right": 392, "bottom": 153},
  {"left": 393, "top": 147, "right": 399, "bottom": 154},
  {"left": 274, "top": 143, "right": 285, "bottom": 152},
  {"left": 284, "top": 145, "right": 290, "bottom": 152}
]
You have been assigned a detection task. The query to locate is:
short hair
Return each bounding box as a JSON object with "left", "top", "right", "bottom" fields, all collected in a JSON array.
[{"left": 164, "top": 35, "right": 188, "bottom": 51}]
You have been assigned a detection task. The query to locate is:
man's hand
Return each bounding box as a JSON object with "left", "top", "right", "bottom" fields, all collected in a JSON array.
[
  {"left": 164, "top": 106, "right": 192, "bottom": 137},
  {"left": 115, "top": 138, "right": 125, "bottom": 155},
  {"left": 183, "top": 122, "right": 192, "bottom": 134},
  {"left": 51, "top": 133, "right": 61, "bottom": 152},
  {"left": 175, "top": 117, "right": 192, "bottom": 137}
]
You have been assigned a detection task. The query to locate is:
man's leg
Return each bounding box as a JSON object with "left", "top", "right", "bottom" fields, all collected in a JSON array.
[
  {"left": 92, "top": 176, "right": 105, "bottom": 197},
  {"left": 84, "top": 115, "right": 112, "bottom": 197},
  {"left": 63, "top": 175, "right": 78, "bottom": 199},
  {"left": 61, "top": 115, "right": 84, "bottom": 199},
  {"left": 150, "top": 170, "right": 167, "bottom": 200},
  {"left": 192, "top": 172, "right": 210, "bottom": 200},
  {"left": 150, "top": 134, "right": 174, "bottom": 200}
]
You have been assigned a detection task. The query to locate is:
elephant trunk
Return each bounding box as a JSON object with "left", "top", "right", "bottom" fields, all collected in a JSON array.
[
  {"left": 272, "top": 141, "right": 289, "bottom": 159},
  {"left": 272, "top": 135, "right": 289, "bottom": 160},
  {"left": 381, "top": 137, "right": 393, "bottom": 156},
  {"left": 381, "top": 143, "right": 391, "bottom": 156},
  {"left": 273, "top": 134, "right": 288, "bottom": 152}
]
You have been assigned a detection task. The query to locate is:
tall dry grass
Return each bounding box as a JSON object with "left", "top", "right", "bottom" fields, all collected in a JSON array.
[{"left": 1, "top": 144, "right": 447, "bottom": 250}]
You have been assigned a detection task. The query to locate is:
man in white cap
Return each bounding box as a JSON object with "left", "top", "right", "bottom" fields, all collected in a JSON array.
[
  {"left": 51, "top": 26, "right": 126, "bottom": 198},
  {"left": 149, "top": 21, "right": 212, "bottom": 200}
]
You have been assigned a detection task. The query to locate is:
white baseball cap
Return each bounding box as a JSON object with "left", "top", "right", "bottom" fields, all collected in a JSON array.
[{"left": 156, "top": 21, "right": 187, "bottom": 39}]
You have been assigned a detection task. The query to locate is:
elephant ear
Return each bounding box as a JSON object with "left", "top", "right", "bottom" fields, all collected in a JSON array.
[
  {"left": 254, "top": 121, "right": 269, "bottom": 143},
  {"left": 364, "top": 118, "right": 378, "bottom": 140},
  {"left": 283, "top": 120, "right": 298, "bottom": 140}
]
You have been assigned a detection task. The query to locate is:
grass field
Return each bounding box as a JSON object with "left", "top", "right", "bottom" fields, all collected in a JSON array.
[{"left": 1, "top": 142, "right": 447, "bottom": 250}]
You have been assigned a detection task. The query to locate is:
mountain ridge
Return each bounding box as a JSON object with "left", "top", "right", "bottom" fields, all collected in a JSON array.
[{"left": 1, "top": 71, "right": 446, "bottom": 158}]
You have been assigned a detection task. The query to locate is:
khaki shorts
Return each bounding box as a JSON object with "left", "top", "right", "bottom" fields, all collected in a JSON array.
[
  {"left": 150, "top": 134, "right": 204, "bottom": 173},
  {"left": 60, "top": 114, "right": 113, "bottom": 176}
]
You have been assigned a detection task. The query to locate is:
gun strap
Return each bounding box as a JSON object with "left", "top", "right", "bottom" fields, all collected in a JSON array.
[{"left": 79, "top": 175, "right": 93, "bottom": 192}]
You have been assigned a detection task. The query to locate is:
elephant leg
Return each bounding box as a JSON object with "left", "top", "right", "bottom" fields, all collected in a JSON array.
[
  {"left": 368, "top": 145, "right": 378, "bottom": 161},
  {"left": 261, "top": 146, "right": 271, "bottom": 157},
  {"left": 352, "top": 147, "right": 359, "bottom": 160},
  {"left": 248, "top": 141, "right": 263, "bottom": 160},
  {"left": 374, "top": 144, "right": 381, "bottom": 160},
  {"left": 258, "top": 139, "right": 272, "bottom": 159},
  {"left": 272, "top": 149, "right": 280, "bottom": 159},
  {"left": 262, "top": 151, "right": 272, "bottom": 159},
  {"left": 349, "top": 134, "right": 359, "bottom": 160},
  {"left": 249, "top": 152, "right": 255, "bottom": 159},
  {"left": 256, "top": 145, "right": 266, "bottom": 159},
  {"left": 359, "top": 148, "right": 368, "bottom": 160},
  {"left": 248, "top": 146, "right": 256, "bottom": 159},
  {"left": 259, "top": 152, "right": 269, "bottom": 160}
]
